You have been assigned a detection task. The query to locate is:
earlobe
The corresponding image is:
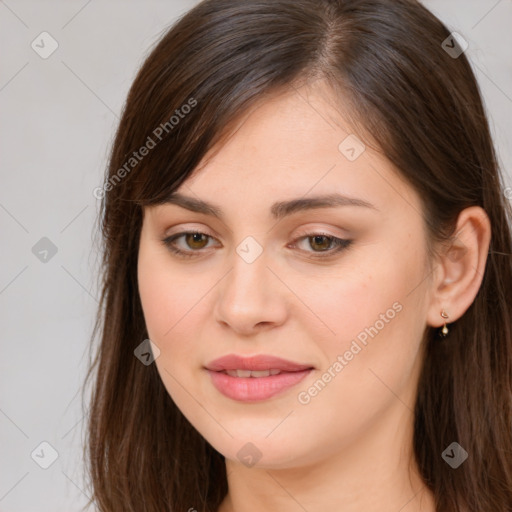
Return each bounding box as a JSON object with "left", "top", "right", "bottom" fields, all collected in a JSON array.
[
  {"left": 427, "top": 206, "right": 491, "bottom": 329},
  {"left": 439, "top": 310, "right": 450, "bottom": 337}
]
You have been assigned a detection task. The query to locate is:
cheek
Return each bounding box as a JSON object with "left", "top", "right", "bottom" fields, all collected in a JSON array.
[
  {"left": 305, "top": 240, "right": 428, "bottom": 407},
  {"left": 138, "top": 246, "right": 205, "bottom": 342},
  {"left": 137, "top": 250, "right": 207, "bottom": 406},
  {"left": 137, "top": 241, "right": 228, "bottom": 413},
  {"left": 302, "top": 238, "right": 426, "bottom": 370},
  {"left": 304, "top": 245, "right": 422, "bottom": 344}
]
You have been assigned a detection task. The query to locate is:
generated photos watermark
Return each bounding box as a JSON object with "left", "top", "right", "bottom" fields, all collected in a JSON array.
[
  {"left": 297, "top": 301, "right": 403, "bottom": 405},
  {"left": 93, "top": 97, "right": 197, "bottom": 199}
]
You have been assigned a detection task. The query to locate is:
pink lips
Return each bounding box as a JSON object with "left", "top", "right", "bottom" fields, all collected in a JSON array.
[{"left": 204, "top": 354, "right": 314, "bottom": 402}]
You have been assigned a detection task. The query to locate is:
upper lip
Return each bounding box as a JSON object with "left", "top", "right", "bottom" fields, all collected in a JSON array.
[{"left": 205, "top": 354, "right": 314, "bottom": 372}]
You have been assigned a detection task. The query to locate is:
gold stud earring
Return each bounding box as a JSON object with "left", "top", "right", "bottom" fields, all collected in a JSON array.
[{"left": 440, "top": 310, "right": 449, "bottom": 337}]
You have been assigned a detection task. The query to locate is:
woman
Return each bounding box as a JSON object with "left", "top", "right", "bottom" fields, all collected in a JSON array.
[{"left": 83, "top": 0, "right": 512, "bottom": 510}]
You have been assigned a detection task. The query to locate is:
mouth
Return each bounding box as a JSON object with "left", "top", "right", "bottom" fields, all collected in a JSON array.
[
  {"left": 204, "top": 354, "right": 314, "bottom": 402},
  {"left": 219, "top": 368, "right": 291, "bottom": 377},
  {"left": 205, "top": 353, "right": 314, "bottom": 373}
]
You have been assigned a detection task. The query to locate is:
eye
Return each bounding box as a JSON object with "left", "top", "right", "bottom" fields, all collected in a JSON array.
[
  {"left": 162, "top": 230, "right": 217, "bottom": 258},
  {"left": 161, "top": 230, "right": 352, "bottom": 259},
  {"left": 290, "top": 232, "right": 352, "bottom": 258}
]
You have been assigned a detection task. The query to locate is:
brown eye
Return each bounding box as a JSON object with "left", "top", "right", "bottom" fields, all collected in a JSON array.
[
  {"left": 162, "top": 230, "right": 216, "bottom": 258},
  {"left": 308, "top": 235, "right": 333, "bottom": 251},
  {"left": 292, "top": 232, "right": 352, "bottom": 258},
  {"left": 184, "top": 232, "right": 209, "bottom": 249}
]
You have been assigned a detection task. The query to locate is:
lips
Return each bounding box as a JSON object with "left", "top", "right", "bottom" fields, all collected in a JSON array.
[
  {"left": 205, "top": 354, "right": 314, "bottom": 373},
  {"left": 204, "top": 354, "right": 314, "bottom": 401}
]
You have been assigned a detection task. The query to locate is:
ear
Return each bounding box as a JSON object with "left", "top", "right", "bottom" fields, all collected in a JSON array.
[{"left": 427, "top": 206, "right": 491, "bottom": 328}]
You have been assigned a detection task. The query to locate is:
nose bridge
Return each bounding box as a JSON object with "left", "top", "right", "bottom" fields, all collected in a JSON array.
[
  {"left": 224, "top": 241, "right": 271, "bottom": 306},
  {"left": 214, "top": 237, "right": 286, "bottom": 331}
]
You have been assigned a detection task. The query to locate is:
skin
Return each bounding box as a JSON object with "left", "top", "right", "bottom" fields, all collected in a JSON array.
[{"left": 137, "top": 80, "right": 491, "bottom": 512}]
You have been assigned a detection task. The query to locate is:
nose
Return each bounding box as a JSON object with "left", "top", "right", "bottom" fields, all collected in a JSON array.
[{"left": 213, "top": 248, "right": 288, "bottom": 336}]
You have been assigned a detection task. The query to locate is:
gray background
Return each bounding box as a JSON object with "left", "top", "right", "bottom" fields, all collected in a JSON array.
[{"left": 0, "top": 1, "right": 511, "bottom": 510}]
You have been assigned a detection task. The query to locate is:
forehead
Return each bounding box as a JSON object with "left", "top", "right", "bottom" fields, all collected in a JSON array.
[{"left": 145, "top": 83, "right": 423, "bottom": 227}]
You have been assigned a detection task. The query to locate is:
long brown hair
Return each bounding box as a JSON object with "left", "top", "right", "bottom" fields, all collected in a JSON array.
[{"left": 82, "top": 1, "right": 512, "bottom": 510}]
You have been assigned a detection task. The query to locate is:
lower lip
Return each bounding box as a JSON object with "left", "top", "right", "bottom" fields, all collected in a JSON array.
[{"left": 206, "top": 369, "right": 313, "bottom": 402}]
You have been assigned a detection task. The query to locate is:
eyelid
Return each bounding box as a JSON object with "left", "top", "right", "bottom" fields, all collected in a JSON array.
[
  {"left": 292, "top": 225, "right": 349, "bottom": 240},
  {"left": 164, "top": 223, "right": 348, "bottom": 241},
  {"left": 163, "top": 223, "right": 218, "bottom": 238}
]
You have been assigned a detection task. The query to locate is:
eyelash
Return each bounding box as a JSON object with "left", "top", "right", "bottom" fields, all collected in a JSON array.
[{"left": 161, "top": 230, "right": 352, "bottom": 259}]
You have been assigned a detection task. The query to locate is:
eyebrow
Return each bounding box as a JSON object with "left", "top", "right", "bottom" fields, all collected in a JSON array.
[{"left": 162, "top": 192, "right": 378, "bottom": 220}]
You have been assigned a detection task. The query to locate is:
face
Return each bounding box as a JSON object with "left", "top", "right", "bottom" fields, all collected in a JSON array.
[{"left": 137, "top": 81, "right": 433, "bottom": 469}]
